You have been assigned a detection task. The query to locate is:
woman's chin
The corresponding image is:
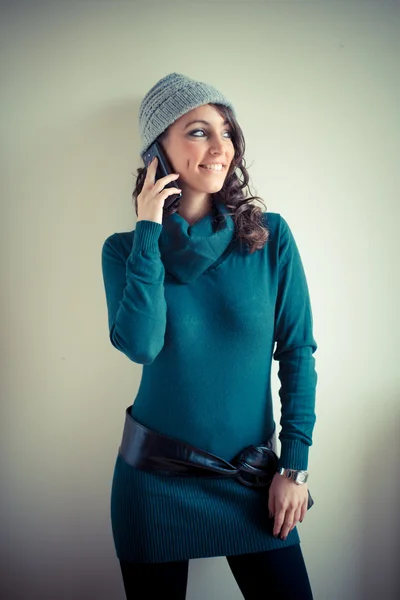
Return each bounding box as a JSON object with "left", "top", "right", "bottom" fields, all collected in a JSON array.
[
  {"left": 193, "top": 181, "right": 225, "bottom": 193},
  {"left": 179, "top": 176, "right": 225, "bottom": 195}
]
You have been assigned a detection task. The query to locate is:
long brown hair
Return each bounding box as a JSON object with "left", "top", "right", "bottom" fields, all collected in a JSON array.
[{"left": 132, "top": 103, "right": 270, "bottom": 254}]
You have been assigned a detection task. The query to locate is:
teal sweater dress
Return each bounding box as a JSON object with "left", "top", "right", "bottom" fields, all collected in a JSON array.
[{"left": 101, "top": 200, "right": 318, "bottom": 564}]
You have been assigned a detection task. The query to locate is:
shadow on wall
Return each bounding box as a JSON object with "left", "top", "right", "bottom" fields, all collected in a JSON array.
[{"left": 358, "top": 398, "right": 400, "bottom": 600}]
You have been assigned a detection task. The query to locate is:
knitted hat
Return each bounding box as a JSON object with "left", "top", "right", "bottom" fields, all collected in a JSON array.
[{"left": 139, "top": 72, "right": 236, "bottom": 156}]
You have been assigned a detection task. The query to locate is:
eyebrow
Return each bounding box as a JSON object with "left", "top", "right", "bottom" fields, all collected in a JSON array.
[{"left": 184, "top": 119, "right": 230, "bottom": 130}]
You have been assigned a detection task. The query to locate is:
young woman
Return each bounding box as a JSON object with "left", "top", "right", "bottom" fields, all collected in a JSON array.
[{"left": 101, "top": 72, "right": 317, "bottom": 599}]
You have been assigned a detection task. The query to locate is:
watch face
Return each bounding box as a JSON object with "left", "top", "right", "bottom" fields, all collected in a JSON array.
[{"left": 296, "top": 472, "right": 307, "bottom": 483}]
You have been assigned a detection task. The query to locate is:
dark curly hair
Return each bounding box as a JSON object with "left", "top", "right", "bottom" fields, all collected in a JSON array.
[{"left": 132, "top": 103, "right": 270, "bottom": 254}]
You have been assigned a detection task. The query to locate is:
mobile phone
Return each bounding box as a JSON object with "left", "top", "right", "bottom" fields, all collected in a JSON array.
[{"left": 141, "top": 141, "right": 182, "bottom": 210}]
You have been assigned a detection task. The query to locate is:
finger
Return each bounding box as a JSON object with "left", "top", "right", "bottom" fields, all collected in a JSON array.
[
  {"left": 145, "top": 156, "right": 156, "bottom": 171},
  {"left": 280, "top": 508, "right": 296, "bottom": 539},
  {"left": 142, "top": 157, "right": 157, "bottom": 187},
  {"left": 273, "top": 509, "right": 286, "bottom": 537},
  {"left": 299, "top": 500, "right": 308, "bottom": 523},
  {"left": 147, "top": 155, "right": 158, "bottom": 174},
  {"left": 152, "top": 175, "right": 180, "bottom": 198},
  {"left": 289, "top": 507, "right": 302, "bottom": 533},
  {"left": 159, "top": 187, "right": 182, "bottom": 200}
]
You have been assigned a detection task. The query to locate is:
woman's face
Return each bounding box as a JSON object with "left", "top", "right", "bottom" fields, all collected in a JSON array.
[{"left": 160, "top": 104, "right": 235, "bottom": 197}]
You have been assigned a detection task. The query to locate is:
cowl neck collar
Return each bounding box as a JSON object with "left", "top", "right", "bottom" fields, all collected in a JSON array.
[{"left": 158, "top": 200, "right": 235, "bottom": 284}]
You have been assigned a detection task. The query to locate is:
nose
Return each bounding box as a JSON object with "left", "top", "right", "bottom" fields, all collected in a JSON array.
[
  {"left": 210, "top": 140, "right": 224, "bottom": 154},
  {"left": 205, "top": 131, "right": 225, "bottom": 152},
  {"left": 207, "top": 141, "right": 227, "bottom": 162}
]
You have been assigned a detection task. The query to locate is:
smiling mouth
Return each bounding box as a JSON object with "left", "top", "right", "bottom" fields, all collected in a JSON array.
[{"left": 199, "top": 165, "right": 226, "bottom": 172}]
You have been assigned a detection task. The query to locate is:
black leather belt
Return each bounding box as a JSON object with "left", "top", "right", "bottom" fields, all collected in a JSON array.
[{"left": 118, "top": 405, "right": 314, "bottom": 509}]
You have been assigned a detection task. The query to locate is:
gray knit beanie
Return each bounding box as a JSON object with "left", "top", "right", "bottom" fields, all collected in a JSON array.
[{"left": 139, "top": 72, "right": 236, "bottom": 156}]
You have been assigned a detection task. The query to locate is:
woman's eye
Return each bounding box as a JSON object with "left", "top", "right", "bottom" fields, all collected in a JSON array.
[{"left": 190, "top": 129, "right": 232, "bottom": 138}]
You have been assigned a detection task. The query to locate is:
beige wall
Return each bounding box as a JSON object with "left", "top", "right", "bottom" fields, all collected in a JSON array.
[{"left": 1, "top": 1, "right": 399, "bottom": 598}]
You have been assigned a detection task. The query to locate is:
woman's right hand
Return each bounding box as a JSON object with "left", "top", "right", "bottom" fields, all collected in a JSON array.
[{"left": 136, "top": 157, "right": 181, "bottom": 225}]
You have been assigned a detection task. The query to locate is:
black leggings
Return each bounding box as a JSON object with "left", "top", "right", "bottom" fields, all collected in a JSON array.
[{"left": 119, "top": 543, "right": 313, "bottom": 599}]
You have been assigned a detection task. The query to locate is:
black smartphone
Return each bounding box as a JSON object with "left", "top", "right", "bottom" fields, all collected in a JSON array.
[{"left": 141, "top": 141, "right": 182, "bottom": 210}]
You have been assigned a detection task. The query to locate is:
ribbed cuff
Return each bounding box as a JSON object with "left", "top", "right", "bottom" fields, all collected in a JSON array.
[
  {"left": 277, "top": 439, "right": 310, "bottom": 471},
  {"left": 133, "top": 220, "right": 163, "bottom": 254}
]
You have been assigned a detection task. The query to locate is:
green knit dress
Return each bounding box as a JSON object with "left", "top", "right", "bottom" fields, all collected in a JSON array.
[{"left": 101, "top": 201, "right": 318, "bottom": 563}]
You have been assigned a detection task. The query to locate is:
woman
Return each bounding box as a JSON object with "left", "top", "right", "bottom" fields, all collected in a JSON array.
[{"left": 101, "top": 72, "right": 317, "bottom": 599}]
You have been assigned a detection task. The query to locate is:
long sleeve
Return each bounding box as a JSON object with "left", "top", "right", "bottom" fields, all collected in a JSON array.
[
  {"left": 273, "top": 216, "right": 318, "bottom": 471},
  {"left": 101, "top": 220, "right": 167, "bottom": 364}
]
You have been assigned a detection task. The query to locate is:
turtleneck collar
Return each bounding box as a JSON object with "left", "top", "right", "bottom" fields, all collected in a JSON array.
[{"left": 158, "top": 200, "right": 236, "bottom": 284}]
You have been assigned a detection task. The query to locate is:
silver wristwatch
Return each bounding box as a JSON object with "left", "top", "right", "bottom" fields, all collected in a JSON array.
[{"left": 277, "top": 468, "right": 308, "bottom": 485}]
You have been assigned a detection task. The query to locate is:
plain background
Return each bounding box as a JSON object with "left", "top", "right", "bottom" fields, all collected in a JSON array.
[{"left": 1, "top": 1, "right": 399, "bottom": 598}]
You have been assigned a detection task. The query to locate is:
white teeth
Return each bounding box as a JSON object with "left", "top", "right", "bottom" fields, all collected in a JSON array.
[{"left": 200, "top": 164, "right": 223, "bottom": 171}]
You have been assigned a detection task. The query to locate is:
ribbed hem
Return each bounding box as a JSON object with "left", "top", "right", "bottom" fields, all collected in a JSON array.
[
  {"left": 133, "top": 220, "right": 163, "bottom": 254},
  {"left": 278, "top": 439, "right": 310, "bottom": 471},
  {"left": 110, "top": 455, "right": 301, "bottom": 563}
]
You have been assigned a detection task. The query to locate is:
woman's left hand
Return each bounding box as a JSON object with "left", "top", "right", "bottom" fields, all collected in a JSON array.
[{"left": 267, "top": 473, "right": 308, "bottom": 540}]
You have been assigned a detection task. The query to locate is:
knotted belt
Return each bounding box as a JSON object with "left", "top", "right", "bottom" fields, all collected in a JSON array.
[{"left": 118, "top": 405, "right": 314, "bottom": 509}]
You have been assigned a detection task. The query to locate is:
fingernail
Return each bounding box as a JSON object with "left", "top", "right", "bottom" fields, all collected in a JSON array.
[{"left": 281, "top": 536, "right": 287, "bottom": 541}]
